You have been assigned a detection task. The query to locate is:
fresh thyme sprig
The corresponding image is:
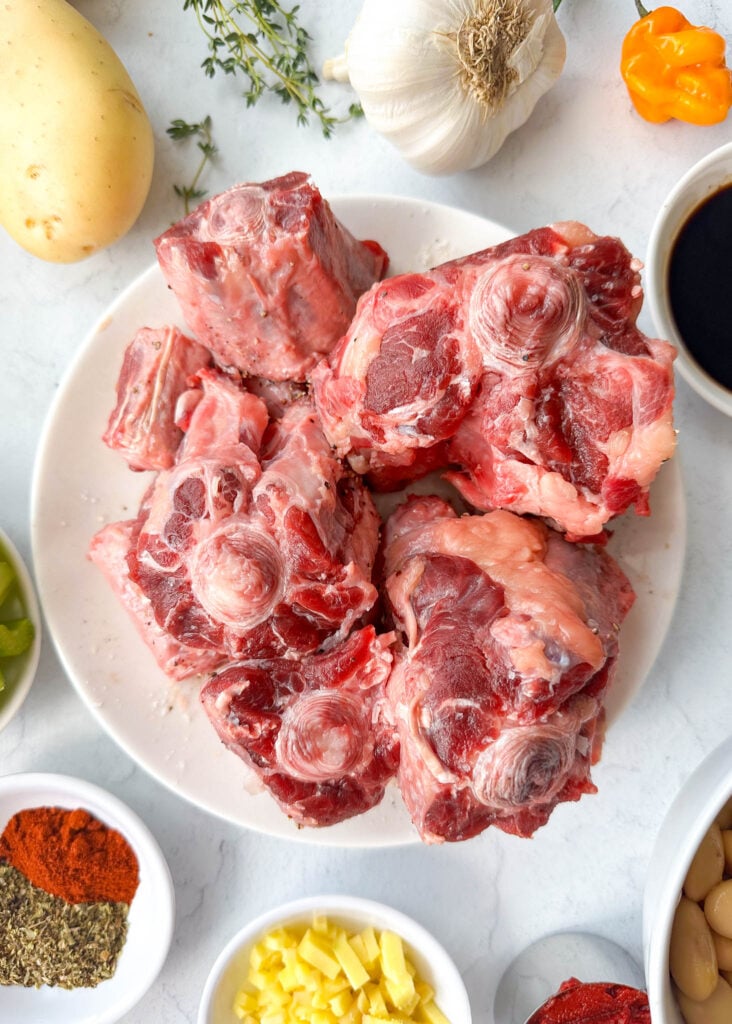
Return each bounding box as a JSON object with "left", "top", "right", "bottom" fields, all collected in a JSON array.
[
  {"left": 167, "top": 115, "right": 218, "bottom": 215},
  {"left": 182, "top": 0, "right": 361, "bottom": 138}
]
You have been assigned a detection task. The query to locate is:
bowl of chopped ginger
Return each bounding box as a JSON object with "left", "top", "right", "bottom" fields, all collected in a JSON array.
[{"left": 197, "top": 894, "right": 472, "bottom": 1024}]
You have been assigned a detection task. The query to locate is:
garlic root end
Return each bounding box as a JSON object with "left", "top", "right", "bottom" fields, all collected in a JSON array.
[{"left": 322, "top": 53, "right": 351, "bottom": 83}]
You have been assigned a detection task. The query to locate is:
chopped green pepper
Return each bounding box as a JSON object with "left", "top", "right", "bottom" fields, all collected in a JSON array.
[
  {"left": 0, "top": 619, "right": 35, "bottom": 658},
  {"left": 0, "top": 562, "right": 13, "bottom": 606}
]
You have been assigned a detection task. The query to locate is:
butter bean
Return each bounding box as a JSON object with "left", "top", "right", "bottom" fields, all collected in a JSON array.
[
  {"left": 721, "top": 830, "right": 732, "bottom": 875},
  {"left": 671, "top": 896, "right": 719, "bottom": 1001},
  {"left": 684, "top": 824, "right": 725, "bottom": 902},
  {"left": 715, "top": 796, "right": 732, "bottom": 831},
  {"left": 705, "top": 881, "right": 732, "bottom": 940},
  {"left": 712, "top": 929, "right": 732, "bottom": 972},
  {"left": 676, "top": 975, "right": 732, "bottom": 1024}
]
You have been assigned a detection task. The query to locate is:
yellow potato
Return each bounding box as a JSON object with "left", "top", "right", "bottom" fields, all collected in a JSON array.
[{"left": 0, "top": 0, "right": 154, "bottom": 262}]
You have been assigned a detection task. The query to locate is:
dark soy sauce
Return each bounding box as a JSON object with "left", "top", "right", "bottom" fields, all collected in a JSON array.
[{"left": 668, "top": 183, "right": 732, "bottom": 391}]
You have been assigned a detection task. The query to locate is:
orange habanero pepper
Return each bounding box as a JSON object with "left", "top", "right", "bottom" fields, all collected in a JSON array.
[{"left": 620, "top": 2, "right": 732, "bottom": 125}]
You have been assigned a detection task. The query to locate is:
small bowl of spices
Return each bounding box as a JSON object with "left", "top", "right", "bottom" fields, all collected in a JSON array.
[
  {"left": 646, "top": 142, "right": 732, "bottom": 416},
  {"left": 0, "top": 772, "right": 174, "bottom": 1024},
  {"left": 0, "top": 526, "right": 41, "bottom": 733}
]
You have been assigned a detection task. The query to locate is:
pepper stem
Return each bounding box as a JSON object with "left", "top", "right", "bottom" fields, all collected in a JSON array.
[{"left": 634, "top": 0, "right": 650, "bottom": 17}]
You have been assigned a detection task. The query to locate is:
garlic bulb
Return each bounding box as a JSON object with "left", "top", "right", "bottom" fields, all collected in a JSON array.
[{"left": 324, "top": 0, "right": 566, "bottom": 175}]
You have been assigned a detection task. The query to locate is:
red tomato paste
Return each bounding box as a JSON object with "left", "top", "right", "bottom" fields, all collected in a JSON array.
[{"left": 526, "top": 978, "right": 651, "bottom": 1023}]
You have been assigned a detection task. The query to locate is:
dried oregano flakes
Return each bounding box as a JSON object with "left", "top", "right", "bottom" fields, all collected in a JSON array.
[{"left": 0, "top": 863, "right": 130, "bottom": 989}]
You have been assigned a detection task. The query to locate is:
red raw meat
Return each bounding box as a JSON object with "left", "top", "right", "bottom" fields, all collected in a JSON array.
[
  {"left": 128, "top": 372, "right": 380, "bottom": 662},
  {"left": 200, "top": 627, "right": 398, "bottom": 827},
  {"left": 88, "top": 518, "right": 226, "bottom": 681},
  {"left": 312, "top": 222, "right": 675, "bottom": 539},
  {"left": 103, "top": 326, "right": 211, "bottom": 471},
  {"left": 154, "top": 172, "right": 388, "bottom": 382},
  {"left": 382, "top": 496, "right": 635, "bottom": 843},
  {"left": 526, "top": 978, "right": 650, "bottom": 1023}
]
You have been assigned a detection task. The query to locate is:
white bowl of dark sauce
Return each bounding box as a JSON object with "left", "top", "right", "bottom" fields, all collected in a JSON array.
[{"left": 646, "top": 142, "right": 732, "bottom": 415}]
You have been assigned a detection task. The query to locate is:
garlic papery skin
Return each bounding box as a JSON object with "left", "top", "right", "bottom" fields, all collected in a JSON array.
[{"left": 323, "top": 0, "right": 566, "bottom": 175}]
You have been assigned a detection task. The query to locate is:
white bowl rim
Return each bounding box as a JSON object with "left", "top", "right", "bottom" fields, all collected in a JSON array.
[
  {"left": 198, "top": 893, "right": 472, "bottom": 1024},
  {"left": 646, "top": 140, "right": 732, "bottom": 416},
  {"left": 643, "top": 735, "right": 732, "bottom": 1022},
  {"left": 0, "top": 770, "right": 176, "bottom": 1024},
  {"left": 0, "top": 525, "right": 42, "bottom": 731}
]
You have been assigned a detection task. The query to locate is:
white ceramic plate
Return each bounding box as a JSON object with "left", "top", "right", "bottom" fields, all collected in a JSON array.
[
  {"left": 30, "top": 195, "right": 686, "bottom": 847},
  {"left": 0, "top": 773, "right": 174, "bottom": 1024}
]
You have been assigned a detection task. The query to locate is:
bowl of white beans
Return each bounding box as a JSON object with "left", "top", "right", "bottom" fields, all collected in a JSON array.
[{"left": 643, "top": 735, "right": 732, "bottom": 1024}]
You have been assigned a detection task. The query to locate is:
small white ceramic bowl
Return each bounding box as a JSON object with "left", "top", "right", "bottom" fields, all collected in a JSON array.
[
  {"left": 0, "top": 526, "right": 41, "bottom": 732},
  {"left": 198, "top": 894, "right": 472, "bottom": 1024},
  {"left": 646, "top": 141, "right": 732, "bottom": 416},
  {"left": 0, "top": 772, "right": 175, "bottom": 1024},
  {"left": 643, "top": 735, "right": 732, "bottom": 1023}
]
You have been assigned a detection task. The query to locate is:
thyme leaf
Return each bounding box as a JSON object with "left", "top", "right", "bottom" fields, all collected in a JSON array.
[
  {"left": 167, "top": 115, "right": 218, "bottom": 216},
  {"left": 182, "top": 0, "right": 356, "bottom": 137}
]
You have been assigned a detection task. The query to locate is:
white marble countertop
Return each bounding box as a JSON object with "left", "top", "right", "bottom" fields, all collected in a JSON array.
[{"left": 2, "top": 2, "right": 732, "bottom": 1022}]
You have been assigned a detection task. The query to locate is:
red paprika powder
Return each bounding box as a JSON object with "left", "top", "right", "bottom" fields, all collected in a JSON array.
[{"left": 0, "top": 805, "right": 139, "bottom": 905}]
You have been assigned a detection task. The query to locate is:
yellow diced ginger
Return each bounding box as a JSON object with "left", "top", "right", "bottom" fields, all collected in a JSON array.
[
  {"left": 234, "top": 989, "right": 258, "bottom": 1012},
  {"left": 384, "top": 974, "right": 416, "bottom": 1014},
  {"left": 261, "top": 1012, "right": 287, "bottom": 1024},
  {"left": 329, "top": 989, "right": 353, "bottom": 1017},
  {"left": 365, "top": 982, "right": 388, "bottom": 1016},
  {"left": 348, "top": 933, "right": 370, "bottom": 969},
  {"left": 251, "top": 941, "right": 278, "bottom": 971},
  {"left": 334, "top": 932, "right": 370, "bottom": 989},
  {"left": 415, "top": 982, "right": 434, "bottom": 1005},
  {"left": 313, "top": 913, "right": 331, "bottom": 936},
  {"left": 249, "top": 967, "right": 279, "bottom": 991},
  {"left": 379, "top": 932, "right": 408, "bottom": 983},
  {"left": 265, "top": 986, "right": 292, "bottom": 1009},
  {"left": 298, "top": 930, "right": 342, "bottom": 980},
  {"left": 278, "top": 961, "right": 299, "bottom": 992},
  {"left": 312, "top": 1011, "right": 338, "bottom": 1024},
  {"left": 264, "top": 927, "right": 299, "bottom": 951},
  {"left": 419, "top": 1001, "right": 451, "bottom": 1024},
  {"left": 360, "top": 927, "right": 381, "bottom": 965},
  {"left": 232, "top": 915, "right": 452, "bottom": 1024}
]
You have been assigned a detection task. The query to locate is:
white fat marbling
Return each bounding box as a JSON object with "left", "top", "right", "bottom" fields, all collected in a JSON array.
[{"left": 2, "top": 2, "right": 732, "bottom": 1022}]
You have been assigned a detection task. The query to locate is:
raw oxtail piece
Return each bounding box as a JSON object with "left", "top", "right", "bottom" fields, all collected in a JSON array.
[
  {"left": 526, "top": 977, "right": 651, "bottom": 1023},
  {"left": 382, "top": 496, "right": 635, "bottom": 843},
  {"left": 312, "top": 221, "right": 676, "bottom": 539},
  {"left": 154, "top": 172, "right": 389, "bottom": 382},
  {"left": 103, "top": 325, "right": 212, "bottom": 472},
  {"left": 200, "top": 626, "right": 398, "bottom": 827},
  {"left": 93, "top": 369, "right": 381, "bottom": 671}
]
